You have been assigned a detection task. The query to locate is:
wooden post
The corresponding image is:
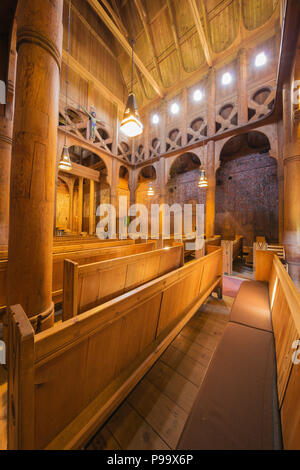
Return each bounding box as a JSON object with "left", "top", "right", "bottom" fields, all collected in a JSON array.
[
  {"left": 78, "top": 177, "right": 83, "bottom": 234},
  {"left": 0, "top": 19, "right": 17, "bottom": 247},
  {"left": 89, "top": 179, "right": 95, "bottom": 235},
  {"left": 181, "top": 88, "right": 188, "bottom": 146},
  {"left": 7, "top": 0, "right": 63, "bottom": 332},
  {"left": 205, "top": 140, "right": 216, "bottom": 239},
  {"left": 237, "top": 48, "right": 248, "bottom": 125},
  {"left": 207, "top": 68, "right": 216, "bottom": 136}
]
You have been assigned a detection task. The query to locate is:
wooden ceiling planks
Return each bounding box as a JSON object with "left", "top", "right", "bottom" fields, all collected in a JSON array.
[{"left": 101, "top": 0, "right": 280, "bottom": 108}]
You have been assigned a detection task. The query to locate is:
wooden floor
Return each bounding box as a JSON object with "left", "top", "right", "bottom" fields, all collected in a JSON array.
[
  {"left": 0, "top": 295, "right": 233, "bottom": 450},
  {"left": 85, "top": 295, "right": 233, "bottom": 451}
]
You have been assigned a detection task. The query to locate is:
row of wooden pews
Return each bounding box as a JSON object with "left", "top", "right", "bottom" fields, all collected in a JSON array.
[
  {"left": 7, "top": 246, "right": 223, "bottom": 449},
  {"left": 0, "top": 239, "right": 156, "bottom": 315}
]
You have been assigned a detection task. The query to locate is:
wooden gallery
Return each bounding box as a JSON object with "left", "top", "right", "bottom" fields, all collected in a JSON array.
[{"left": 0, "top": 0, "right": 299, "bottom": 451}]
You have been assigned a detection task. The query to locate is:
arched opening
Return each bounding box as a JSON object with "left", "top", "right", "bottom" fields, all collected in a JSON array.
[{"left": 215, "top": 131, "right": 278, "bottom": 272}]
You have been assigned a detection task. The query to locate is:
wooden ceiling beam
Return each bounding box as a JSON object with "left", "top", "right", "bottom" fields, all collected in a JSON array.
[
  {"left": 134, "top": 0, "right": 164, "bottom": 85},
  {"left": 100, "top": 0, "right": 128, "bottom": 38},
  {"left": 188, "top": 0, "right": 212, "bottom": 67},
  {"left": 86, "top": 0, "right": 164, "bottom": 97},
  {"left": 166, "top": 0, "right": 186, "bottom": 73}
]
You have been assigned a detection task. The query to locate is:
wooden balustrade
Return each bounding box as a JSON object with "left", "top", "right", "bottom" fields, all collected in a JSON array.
[{"left": 7, "top": 248, "right": 223, "bottom": 450}]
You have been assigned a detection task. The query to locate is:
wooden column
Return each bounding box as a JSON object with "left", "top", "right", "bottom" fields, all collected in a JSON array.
[
  {"left": 0, "top": 20, "right": 17, "bottom": 248},
  {"left": 69, "top": 180, "right": 75, "bottom": 232},
  {"left": 78, "top": 177, "right": 83, "bottom": 234},
  {"left": 89, "top": 179, "right": 95, "bottom": 235},
  {"left": 207, "top": 68, "right": 216, "bottom": 136},
  {"left": 181, "top": 88, "right": 188, "bottom": 146},
  {"left": 7, "top": 0, "right": 63, "bottom": 331},
  {"left": 205, "top": 140, "right": 216, "bottom": 239},
  {"left": 0, "top": 120, "right": 13, "bottom": 247},
  {"left": 159, "top": 99, "right": 167, "bottom": 154},
  {"left": 237, "top": 48, "right": 248, "bottom": 125}
]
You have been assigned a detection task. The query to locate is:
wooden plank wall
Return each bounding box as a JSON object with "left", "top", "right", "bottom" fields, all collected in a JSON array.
[
  {"left": 8, "top": 248, "right": 223, "bottom": 450},
  {"left": 63, "top": 245, "right": 184, "bottom": 320}
]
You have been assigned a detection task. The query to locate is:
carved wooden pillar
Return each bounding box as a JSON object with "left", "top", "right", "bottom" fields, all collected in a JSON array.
[
  {"left": 78, "top": 177, "right": 83, "bottom": 234},
  {"left": 207, "top": 69, "right": 216, "bottom": 136},
  {"left": 283, "top": 71, "right": 300, "bottom": 288},
  {"left": 205, "top": 141, "right": 216, "bottom": 239},
  {"left": 0, "top": 20, "right": 17, "bottom": 247},
  {"left": 238, "top": 48, "right": 248, "bottom": 125},
  {"left": 89, "top": 179, "right": 95, "bottom": 235},
  {"left": 7, "top": 0, "right": 63, "bottom": 331}
]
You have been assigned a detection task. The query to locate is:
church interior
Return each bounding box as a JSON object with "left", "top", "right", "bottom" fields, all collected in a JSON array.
[{"left": 0, "top": 0, "right": 300, "bottom": 451}]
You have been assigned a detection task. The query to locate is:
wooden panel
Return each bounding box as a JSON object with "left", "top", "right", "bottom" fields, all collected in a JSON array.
[
  {"left": 255, "top": 249, "right": 274, "bottom": 282},
  {"left": 281, "top": 362, "right": 300, "bottom": 449},
  {"left": 63, "top": 245, "right": 183, "bottom": 319},
  {"left": 7, "top": 306, "right": 35, "bottom": 450}
]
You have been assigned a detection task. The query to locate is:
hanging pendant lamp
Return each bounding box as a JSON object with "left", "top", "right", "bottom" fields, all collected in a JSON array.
[
  {"left": 59, "top": 0, "right": 72, "bottom": 171},
  {"left": 147, "top": 181, "right": 154, "bottom": 196},
  {"left": 120, "top": 2, "right": 143, "bottom": 138},
  {"left": 198, "top": 170, "right": 208, "bottom": 188},
  {"left": 198, "top": 140, "right": 208, "bottom": 188}
]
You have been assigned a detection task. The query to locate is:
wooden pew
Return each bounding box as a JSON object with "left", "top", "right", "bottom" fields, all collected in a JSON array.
[
  {"left": 0, "top": 241, "right": 156, "bottom": 316},
  {"left": 221, "top": 235, "right": 243, "bottom": 275},
  {"left": 63, "top": 245, "right": 184, "bottom": 320},
  {"left": 7, "top": 248, "right": 223, "bottom": 450},
  {"left": 52, "top": 241, "right": 156, "bottom": 304},
  {"left": 255, "top": 250, "right": 300, "bottom": 449}
]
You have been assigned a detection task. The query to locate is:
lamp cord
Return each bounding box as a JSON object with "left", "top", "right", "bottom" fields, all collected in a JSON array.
[
  {"left": 65, "top": 0, "right": 72, "bottom": 146},
  {"left": 131, "top": 0, "right": 135, "bottom": 94}
]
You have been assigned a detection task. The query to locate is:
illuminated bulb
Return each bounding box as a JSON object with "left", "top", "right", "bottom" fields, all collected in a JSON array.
[
  {"left": 170, "top": 102, "right": 180, "bottom": 114},
  {"left": 198, "top": 170, "right": 208, "bottom": 188},
  {"left": 120, "top": 92, "right": 144, "bottom": 138},
  {"left": 193, "top": 89, "right": 203, "bottom": 102},
  {"left": 147, "top": 182, "right": 155, "bottom": 196},
  {"left": 58, "top": 145, "right": 72, "bottom": 171},
  {"left": 222, "top": 72, "right": 232, "bottom": 85},
  {"left": 152, "top": 113, "right": 160, "bottom": 124},
  {"left": 255, "top": 51, "right": 267, "bottom": 67}
]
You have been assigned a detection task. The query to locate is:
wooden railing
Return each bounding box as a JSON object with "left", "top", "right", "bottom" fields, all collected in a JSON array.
[
  {"left": 63, "top": 245, "right": 184, "bottom": 320},
  {"left": 8, "top": 247, "right": 223, "bottom": 450},
  {"left": 256, "top": 251, "right": 300, "bottom": 449}
]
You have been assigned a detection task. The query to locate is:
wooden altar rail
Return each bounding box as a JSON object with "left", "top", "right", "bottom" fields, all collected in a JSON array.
[
  {"left": 8, "top": 248, "right": 223, "bottom": 450},
  {"left": 63, "top": 245, "right": 184, "bottom": 321},
  {"left": 256, "top": 251, "right": 300, "bottom": 449},
  {"left": 0, "top": 242, "right": 156, "bottom": 314},
  {"left": 221, "top": 236, "right": 243, "bottom": 275}
]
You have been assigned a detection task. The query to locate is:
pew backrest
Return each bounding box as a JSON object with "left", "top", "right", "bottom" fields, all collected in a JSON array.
[
  {"left": 256, "top": 251, "right": 300, "bottom": 449},
  {"left": 63, "top": 245, "right": 184, "bottom": 320},
  {"left": 8, "top": 248, "right": 223, "bottom": 450},
  {"left": 52, "top": 241, "right": 157, "bottom": 302}
]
